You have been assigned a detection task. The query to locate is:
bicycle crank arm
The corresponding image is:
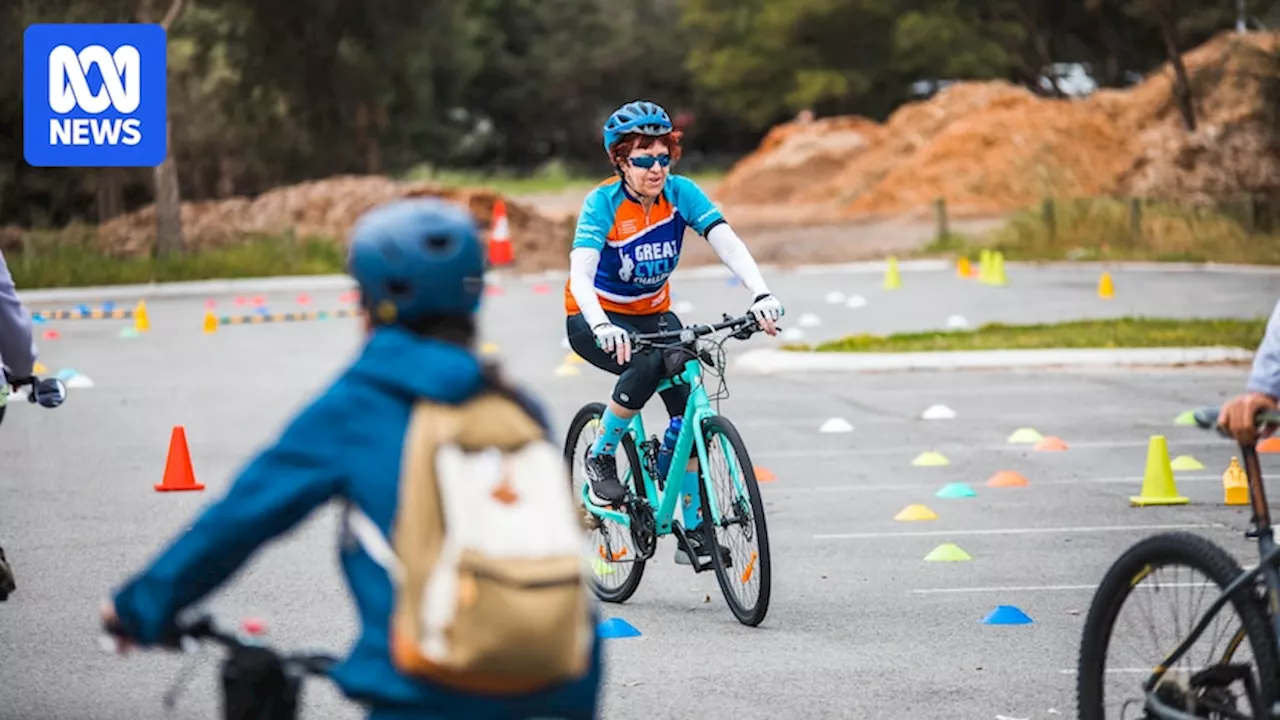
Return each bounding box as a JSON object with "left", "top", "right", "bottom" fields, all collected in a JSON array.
[{"left": 670, "top": 524, "right": 714, "bottom": 573}]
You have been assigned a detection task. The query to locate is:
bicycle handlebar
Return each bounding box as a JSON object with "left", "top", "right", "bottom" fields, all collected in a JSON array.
[
  {"left": 103, "top": 613, "right": 338, "bottom": 676},
  {"left": 627, "top": 313, "right": 761, "bottom": 348},
  {"left": 1191, "top": 406, "right": 1280, "bottom": 438},
  {"left": 175, "top": 615, "right": 337, "bottom": 675},
  {"left": 3, "top": 368, "right": 66, "bottom": 409}
]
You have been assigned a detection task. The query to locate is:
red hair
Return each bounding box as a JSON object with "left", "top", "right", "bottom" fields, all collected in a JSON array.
[{"left": 609, "top": 130, "right": 684, "bottom": 167}]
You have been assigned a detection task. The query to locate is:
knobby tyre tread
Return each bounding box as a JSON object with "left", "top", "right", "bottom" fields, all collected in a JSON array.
[
  {"left": 1076, "top": 531, "right": 1279, "bottom": 719},
  {"left": 699, "top": 414, "right": 771, "bottom": 627},
  {"left": 563, "top": 402, "right": 646, "bottom": 604}
]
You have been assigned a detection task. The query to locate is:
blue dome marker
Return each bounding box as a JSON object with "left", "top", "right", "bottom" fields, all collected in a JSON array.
[
  {"left": 597, "top": 617, "right": 641, "bottom": 639},
  {"left": 982, "top": 605, "right": 1033, "bottom": 625}
]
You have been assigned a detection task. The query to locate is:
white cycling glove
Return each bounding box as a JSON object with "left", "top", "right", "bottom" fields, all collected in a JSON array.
[
  {"left": 593, "top": 323, "right": 632, "bottom": 365},
  {"left": 749, "top": 293, "right": 784, "bottom": 335}
]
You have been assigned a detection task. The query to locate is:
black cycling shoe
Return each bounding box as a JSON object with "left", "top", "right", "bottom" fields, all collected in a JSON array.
[
  {"left": 0, "top": 546, "right": 15, "bottom": 602},
  {"left": 675, "top": 525, "right": 732, "bottom": 568},
  {"left": 585, "top": 453, "right": 627, "bottom": 506}
]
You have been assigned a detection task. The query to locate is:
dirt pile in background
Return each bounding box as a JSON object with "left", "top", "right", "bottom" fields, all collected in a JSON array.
[
  {"left": 1114, "top": 32, "right": 1280, "bottom": 202},
  {"left": 713, "top": 115, "right": 884, "bottom": 206},
  {"left": 91, "top": 175, "right": 574, "bottom": 272},
  {"left": 716, "top": 29, "right": 1279, "bottom": 217}
]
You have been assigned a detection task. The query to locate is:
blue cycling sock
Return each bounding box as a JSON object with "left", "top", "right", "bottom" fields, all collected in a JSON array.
[
  {"left": 681, "top": 470, "right": 702, "bottom": 530},
  {"left": 589, "top": 408, "right": 630, "bottom": 457}
]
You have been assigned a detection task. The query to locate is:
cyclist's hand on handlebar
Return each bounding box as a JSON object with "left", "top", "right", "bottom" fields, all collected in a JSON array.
[
  {"left": 749, "top": 294, "right": 783, "bottom": 336},
  {"left": 592, "top": 323, "right": 632, "bottom": 365},
  {"left": 99, "top": 599, "right": 137, "bottom": 655},
  {"left": 1217, "top": 391, "right": 1279, "bottom": 445}
]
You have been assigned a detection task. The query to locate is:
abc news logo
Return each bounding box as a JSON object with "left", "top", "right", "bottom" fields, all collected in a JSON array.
[
  {"left": 24, "top": 24, "right": 166, "bottom": 167},
  {"left": 48, "top": 44, "right": 144, "bottom": 147}
]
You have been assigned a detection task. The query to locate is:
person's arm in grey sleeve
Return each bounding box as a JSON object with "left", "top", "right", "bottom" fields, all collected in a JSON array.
[
  {"left": 1247, "top": 298, "right": 1280, "bottom": 399},
  {"left": 0, "top": 251, "right": 37, "bottom": 380}
]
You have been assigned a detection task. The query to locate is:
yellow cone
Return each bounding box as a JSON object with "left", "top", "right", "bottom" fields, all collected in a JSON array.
[
  {"left": 1098, "top": 272, "right": 1114, "bottom": 299},
  {"left": 1130, "top": 435, "right": 1189, "bottom": 506},
  {"left": 894, "top": 504, "right": 938, "bottom": 521},
  {"left": 134, "top": 300, "right": 150, "bottom": 332},
  {"left": 883, "top": 256, "right": 901, "bottom": 290},
  {"left": 957, "top": 256, "right": 972, "bottom": 278},
  {"left": 202, "top": 311, "right": 218, "bottom": 334},
  {"left": 978, "top": 249, "right": 992, "bottom": 284},
  {"left": 1171, "top": 455, "right": 1205, "bottom": 471},
  {"left": 988, "top": 252, "right": 1008, "bottom": 287},
  {"left": 1224, "top": 457, "right": 1249, "bottom": 506}
]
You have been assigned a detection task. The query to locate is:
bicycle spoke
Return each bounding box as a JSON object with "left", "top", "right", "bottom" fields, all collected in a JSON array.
[
  {"left": 705, "top": 429, "right": 761, "bottom": 611},
  {"left": 572, "top": 424, "right": 639, "bottom": 594},
  {"left": 1104, "top": 564, "right": 1259, "bottom": 718}
]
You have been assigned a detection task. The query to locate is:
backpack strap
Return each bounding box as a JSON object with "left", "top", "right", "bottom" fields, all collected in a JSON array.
[{"left": 344, "top": 503, "right": 405, "bottom": 583}]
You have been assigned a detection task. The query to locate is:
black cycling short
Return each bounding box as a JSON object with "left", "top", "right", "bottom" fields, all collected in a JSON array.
[{"left": 566, "top": 310, "right": 690, "bottom": 417}]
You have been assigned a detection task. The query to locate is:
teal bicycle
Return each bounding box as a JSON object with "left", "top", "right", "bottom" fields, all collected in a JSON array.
[{"left": 563, "top": 312, "right": 772, "bottom": 627}]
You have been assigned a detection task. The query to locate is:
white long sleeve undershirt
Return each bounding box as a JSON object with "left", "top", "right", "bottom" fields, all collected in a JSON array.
[
  {"left": 569, "top": 247, "right": 611, "bottom": 329},
  {"left": 706, "top": 222, "right": 770, "bottom": 299}
]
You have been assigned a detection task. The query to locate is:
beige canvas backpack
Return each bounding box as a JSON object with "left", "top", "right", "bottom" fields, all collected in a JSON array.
[{"left": 345, "top": 390, "right": 594, "bottom": 694}]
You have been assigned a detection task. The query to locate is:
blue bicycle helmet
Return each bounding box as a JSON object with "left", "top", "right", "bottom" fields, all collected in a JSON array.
[
  {"left": 602, "top": 100, "right": 673, "bottom": 153},
  {"left": 347, "top": 197, "right": 486, "bottom": 325}
]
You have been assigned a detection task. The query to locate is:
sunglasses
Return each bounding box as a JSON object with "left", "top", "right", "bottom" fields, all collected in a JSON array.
[{"left": 628, "top": 154, "right": 671, "bottom": 170}]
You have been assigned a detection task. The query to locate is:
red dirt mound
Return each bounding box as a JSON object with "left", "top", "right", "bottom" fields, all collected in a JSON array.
[
  {"left": 716, "top": 29, "right": 1280, "bottom": 218},
  {"left": 86, "top": 175, "right": 574, "bottom": 272}
]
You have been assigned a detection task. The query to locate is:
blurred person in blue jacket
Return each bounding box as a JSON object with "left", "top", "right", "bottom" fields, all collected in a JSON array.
[
  {"left": 1220, "top": 298, "right": 1280, "bottom": 444},
  {"left": 99, "top": 198, "right": 602, "bottom": 720},
  {"left": 0, "top": 247, "right": 40, "bottom": 601}
]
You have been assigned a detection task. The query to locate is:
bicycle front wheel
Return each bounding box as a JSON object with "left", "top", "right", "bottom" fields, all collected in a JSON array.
[
  {"left": 698, "top": 415, "right": 771, "bottom": 626},
  {"left": 1077, "top": 531, "right": 1279, "bottom": 719},
  {"left": 563, "top": 402, "right": 647, "bottom": 604}
]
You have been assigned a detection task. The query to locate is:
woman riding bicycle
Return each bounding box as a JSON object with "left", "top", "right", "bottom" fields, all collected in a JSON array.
[{"left": 565, "top": 99, "right": 784, "bottom": 566}]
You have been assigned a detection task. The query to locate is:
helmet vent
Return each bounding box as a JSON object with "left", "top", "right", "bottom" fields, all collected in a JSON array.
[
  {"left": 386, "top": 280, "right": 412, "bottom": 297},
  {"left": 424, "top": 233, "right": 454, "bottom": 254}
]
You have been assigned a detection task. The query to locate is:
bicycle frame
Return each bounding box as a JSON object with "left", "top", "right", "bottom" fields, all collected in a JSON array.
[
  {"left": 1142, "top": 440, "right": 1280, "bottom": 719},
  {"left": 578, "top": 354, "right": 742, "bottom": 537}
]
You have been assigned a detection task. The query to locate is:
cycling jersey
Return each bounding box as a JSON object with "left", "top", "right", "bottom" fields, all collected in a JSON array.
[
  {"left": 564, "top": 174, "right": 725, "bottom": 317},
  {"left": 0, "top": 250, "right": 37, "bottom": 380}
]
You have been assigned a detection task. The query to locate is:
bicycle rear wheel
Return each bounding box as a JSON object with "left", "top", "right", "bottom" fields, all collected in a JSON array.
[
  {"left": 563, "top": 402, "right": 647, "bottom": 604},
  {"left": 1077, "top": 531, "right": 1279, "bottom": 719},
  {"left": 698, "top": 415, "right": 771, "bottom": 626}
]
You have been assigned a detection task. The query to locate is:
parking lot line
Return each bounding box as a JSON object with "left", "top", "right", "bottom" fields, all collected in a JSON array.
[
  {"left": 768, "top": 474, "right": 1219, "bottom": 493},
  {"left": 912, "top": 579, "right": 1223, "bottom": 595},
  {"left": 814, "top": 522, "right": 1215, "bottom": 540},
  {"left": 756, "top": 438, "right": 1228, "bottom": 460}
]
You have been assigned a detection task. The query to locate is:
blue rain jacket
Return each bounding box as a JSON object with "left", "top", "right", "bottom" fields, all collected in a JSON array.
[{"left": 111, "top": 325, "right": 602, "bottom": 719}]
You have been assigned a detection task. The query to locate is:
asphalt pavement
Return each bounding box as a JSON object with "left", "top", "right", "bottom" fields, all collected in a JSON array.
[{"left": 3, "top": 263, "right": 1280, "bottom": 720}]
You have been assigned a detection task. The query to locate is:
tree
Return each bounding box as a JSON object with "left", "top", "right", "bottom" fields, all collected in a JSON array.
[
  {"left": 138, "top": 0, "right": 187, "bottom": 257},
  {"left": 1087, "top": 0, "right": 1196, "bottom": 130}
]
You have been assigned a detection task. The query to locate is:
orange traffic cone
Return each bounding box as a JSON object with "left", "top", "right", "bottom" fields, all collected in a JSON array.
[
  {"left": 155, "top": 426, "right": 205, "bottom": 492},
  {"left": 488, "top": 199, "right": 514, "bottom": 266}
]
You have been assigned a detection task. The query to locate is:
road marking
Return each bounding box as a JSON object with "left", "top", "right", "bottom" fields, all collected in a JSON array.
[
  {"left": 814, "top": 523, "right": 1217, "bottom": 540},
  {"left": 1059, "top": 667, "right": 1160, "bottom": 675},
  {"left": 913, "top": 579, "right": 1226, "bottom": 595},
  {"left": 767, "top": 475, "right": 1222, "bottom": 493},
  {"left": 756, "top": 438, "right": 1230, "bottom": 460}
]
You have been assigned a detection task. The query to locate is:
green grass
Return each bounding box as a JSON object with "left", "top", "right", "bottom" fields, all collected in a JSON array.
[
  {"left": 10, "top": 233, "right": 347, "bottom": 289},
  {"left": 923, "top": 197, "right": 1280, "bottom": 265},
  {"left": 790, "top": 317, "right": 1268, "bottom": 353}
]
